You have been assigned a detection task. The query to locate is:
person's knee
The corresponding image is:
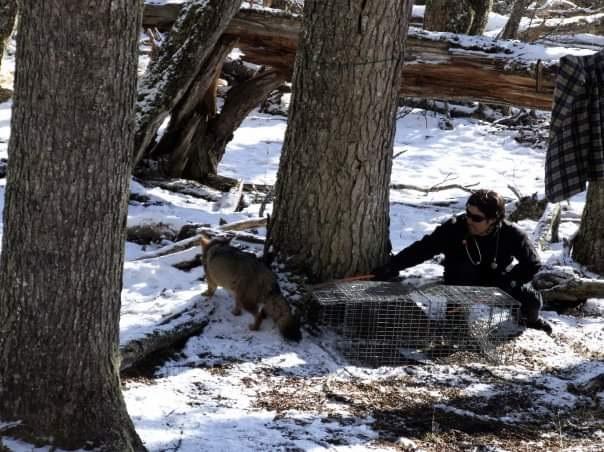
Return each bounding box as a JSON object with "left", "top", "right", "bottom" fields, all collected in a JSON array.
[{"left": 518, "top": 284, "right": 542, "bottom": 322}]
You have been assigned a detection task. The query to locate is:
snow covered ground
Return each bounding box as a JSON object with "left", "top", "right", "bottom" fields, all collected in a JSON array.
[
  {"left": 5, "top": 103, "right": 602, "bottom": 451},
  {"left": 127, "top": 109, "right": 604, "bottom": 452},
  {"left": 1, "top": 3, "right": 603, "bottom": 451}
]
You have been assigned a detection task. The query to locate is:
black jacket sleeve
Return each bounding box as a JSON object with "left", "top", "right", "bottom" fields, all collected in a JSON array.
[
  {"left": 503, "top": 227, "right": 541, "bottom": 286},
  {"left": 390, "top": 220, "right": 451, "bottom": 271}
]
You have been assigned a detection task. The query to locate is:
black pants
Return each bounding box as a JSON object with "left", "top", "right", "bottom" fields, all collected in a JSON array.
[{"left": 501, "top": 283, "right": 542, "bottom": 323}]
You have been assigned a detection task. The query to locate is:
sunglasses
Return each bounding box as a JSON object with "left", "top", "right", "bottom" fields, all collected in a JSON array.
[{"left": 466, "top": 209, "right": 486, "bottom": 223}]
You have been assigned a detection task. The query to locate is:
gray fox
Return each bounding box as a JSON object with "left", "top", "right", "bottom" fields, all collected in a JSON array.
[{"left": 200, "top": 235, "right": 301, "bottom": 341}]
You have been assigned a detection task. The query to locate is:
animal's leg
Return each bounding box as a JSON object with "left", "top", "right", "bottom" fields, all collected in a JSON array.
[
  {"left": 249, "top": 306, "right": 266, "bottom": 331},
  {"left": 231, "top": 294, "right": 243, "bottom": 316},
  {"left": 202, "top": 274, "right": 217, "bottom": 297}
]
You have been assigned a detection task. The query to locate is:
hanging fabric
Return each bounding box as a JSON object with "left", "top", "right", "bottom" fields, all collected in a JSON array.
[{"left": 545, "top": 50, "right": 604, "bottom": 203}]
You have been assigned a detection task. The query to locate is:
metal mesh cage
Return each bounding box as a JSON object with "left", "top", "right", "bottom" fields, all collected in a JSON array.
[{"left": 312, "top": 281, "right": 521, "bottom": 367}]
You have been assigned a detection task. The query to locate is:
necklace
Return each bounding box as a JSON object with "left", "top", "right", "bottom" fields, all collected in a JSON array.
[
  {"left": 463, "top": 237, "right": 482, "bottom": 266},
  {"left": 463, "top": 224, "right": 501, "bottom": 268}
]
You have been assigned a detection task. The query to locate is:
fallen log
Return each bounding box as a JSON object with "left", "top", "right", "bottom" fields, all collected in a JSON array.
[
  {"left": 204, "top": 173, "right": 273, "bottom": 194},
  {"left": 519, "top": 12, "right": 604, "bottom": 42},
  {"left": 139, "top": 178, "right": 223, "bottom": 202},
  {"left": 134, "top": 222, "right": 267, "bottom": 262},
  {"left": 533, "top": 269, "right": 604, "bottom": 304},
  {"left": 120, "top": 302, "right": 214, "bottom": 371},
  {"left": 143, "top": 4, "right": 557, "bottom": 109}
]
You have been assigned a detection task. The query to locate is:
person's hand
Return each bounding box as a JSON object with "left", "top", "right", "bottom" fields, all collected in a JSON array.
[{"left": 371, "top": 263, "right": 400, "bottom": 281}]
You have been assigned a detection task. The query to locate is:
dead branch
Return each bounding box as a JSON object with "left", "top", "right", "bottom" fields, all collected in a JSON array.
[
  {"left": 134, "top": 221, "right": 267, "bottom": 263},
  {"left": 550, "top": 203, "right": 561, "bottom": 243},
  {"left": 390, "top": 182, "right": 479, "bottom": 194},
  {"left": 213, "top": 179, "right": 244, "bottom": 212},
  {"left": 531, "top": 202, "right": 557, "bottom": 251},
  {"left": 134, "top": 234, "right": 202, "bottom": 261},
  {"left": 145, "top": 27, "right": 163, "bottom": 61},
  {"left": 218, "top": 217, "right": 267, "bottom": 231},
  {"left": 507, "top": 184, "right": 523, "bottom": 201},
  {"left": 519, "top": 12, "right": 604, "bottom": 42}
]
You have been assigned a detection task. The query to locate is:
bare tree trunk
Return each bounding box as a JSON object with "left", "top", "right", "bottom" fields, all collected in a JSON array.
[
  {"left": 501, "top": 0, "right": 532, "bottom": 39},
  {"left": 0, "top": 0, "right": 16, "bottom": 72},
  {"left": 149, "top": 37, "right": 235, "bottom": 175},
  {"left": 424, "top": 0, "right": 473, "bottom": 34},
  {"left": 134, "top": 0, "right": 242, "bottom": 165},
  {"left": 182, "top": 69, "right": 286, "bottom": 180},
  {"left": 266, "top": 0, "right": 413, "bottom": 282},
  {"left": 572, "top": 181, "right": 604, "bottom": 274},
  {"left": 467, "top": 0, "right": 493, "bottom": 35},
  {"left": 0, "top": 1, "right": 144, "bottom": 450}
]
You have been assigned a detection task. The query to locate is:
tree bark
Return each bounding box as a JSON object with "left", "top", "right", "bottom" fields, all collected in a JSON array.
[
  {"left": 143, "top": 5, "right": 557, "bottom": 110},
  {"left": 534, "top": 269, "right": 604, "bottom": 304},
  {"left": 182, "top": 69, "right": 286, "bottom": 180},
  {"left": 501, "top": 0, "right": 532, "bottom": 39},
  {"left": 424, "top": 0, "right": 473, "bottom": 34},
  {"left": 0, "top": 1, "right": 144, "bottom": 450},
  {"left": 134, "top": 0, "right": 242, "bottom": 165},
  {"left": 467, "top": 0, "right": 493, "bottom": 35},
  {"left": 0, "top": 0, "right": 16, "bottom": 73},
  {"left": 266, "top": 0, "right": 413, "bottom": 282},
  {"left": 148, "top": 37, "right": 235, "bottom": 175},
  {"left": 572, "top": 181, "right": 604, "bottom": 274}
]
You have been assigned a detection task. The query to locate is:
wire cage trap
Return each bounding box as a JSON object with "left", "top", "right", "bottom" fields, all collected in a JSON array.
[{"left": 312, "top": 281, "right": 521, "bottom": 367}]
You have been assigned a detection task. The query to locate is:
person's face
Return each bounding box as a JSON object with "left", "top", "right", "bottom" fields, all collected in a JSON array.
[{"left": 466, "top": 204, "right": 497, "bottom": 236}]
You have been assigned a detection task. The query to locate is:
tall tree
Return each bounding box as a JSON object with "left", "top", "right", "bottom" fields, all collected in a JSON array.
[
  {"left": 467, "top": 0, "right": 493, "bottom": 35},
  {"left": 573, "top": 181, "right": 604, "bottom": 274},
  {"left": 0, "top": 0, "right": 16, "bottom": 73},
  {"left": 424, "top": 0, "right": 492, "bottom": 35},
  {"left": 266, "top": 0, "right": 413, "bottom": 282},
  {"left": 501, "top": 0, "right": 531, "bottom": 39},
  {"left": 424, "top": 0, "right": 473, "bottom": 34},
  {"left": 0, "top": 1, "right": 145, "bottom": 450}
]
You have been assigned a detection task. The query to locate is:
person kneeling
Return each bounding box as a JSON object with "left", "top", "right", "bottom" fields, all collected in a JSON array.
[{"left": 372, "top": 189, "right": 552, "bottom": 335}]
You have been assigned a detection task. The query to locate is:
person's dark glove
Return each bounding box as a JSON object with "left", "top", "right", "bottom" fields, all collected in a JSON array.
[{"left": 371, "top": 262, "right": 400, "bottom": 281}]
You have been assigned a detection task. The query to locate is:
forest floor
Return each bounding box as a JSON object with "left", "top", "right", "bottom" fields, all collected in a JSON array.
[
  {"left": 113, "top": 107, "right": 603, "bottom": 452},
  {"left": 0, "top": 98, "right": 602, "bottom": 452}
]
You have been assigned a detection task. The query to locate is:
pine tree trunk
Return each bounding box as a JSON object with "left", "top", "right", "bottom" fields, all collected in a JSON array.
[
  {"left": 501, "top": 0, "right": 531, "bottom": 39},
  {"left": 424, "top": 0, "right": 473, "bottom": 34},
  {"left": 266, "top": 0, "right": 413, "bottom": 282},
  {"left": 0, "top": 1, "right": 145, "bottom": 450},
  {"left": 572, "top": 181, "right": 604, "bottom": 274}
]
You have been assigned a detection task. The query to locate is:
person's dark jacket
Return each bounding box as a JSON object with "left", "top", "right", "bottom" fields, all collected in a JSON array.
[{"left": 386, "top": 214, "right": 541, "bottom": 288}]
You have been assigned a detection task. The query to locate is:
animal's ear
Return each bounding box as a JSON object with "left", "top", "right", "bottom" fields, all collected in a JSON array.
[{"left": 200, "top": 233, "right": 211, "bottom": 248}]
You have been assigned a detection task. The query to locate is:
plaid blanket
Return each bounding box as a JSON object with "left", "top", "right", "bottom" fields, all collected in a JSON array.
[{"left": 545, "top": 50, "right": 604, "bottom": 203}]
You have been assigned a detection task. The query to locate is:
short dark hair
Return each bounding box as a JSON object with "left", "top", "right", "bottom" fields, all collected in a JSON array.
[{"left": 467, "top": 189, "right": 505, "bottom": 221}]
